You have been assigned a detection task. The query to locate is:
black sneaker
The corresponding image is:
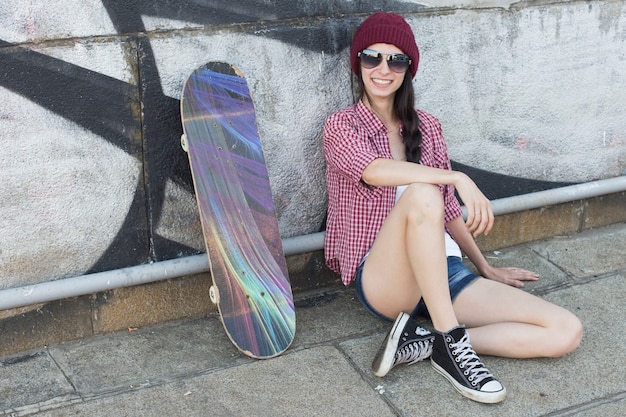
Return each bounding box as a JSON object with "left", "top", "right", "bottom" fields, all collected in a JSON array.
[
  {"left": 431, "top": 325, "right": 506, "bottom": 404},
  {"left": 372, "top": 312, "right": 434, "bottom": 377}
]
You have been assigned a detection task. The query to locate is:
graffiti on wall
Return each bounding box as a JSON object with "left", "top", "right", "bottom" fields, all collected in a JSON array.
[
  {"left": 0, "top": 0, "right": 593, "bottom": 284},
  {"left": 0, "top": 1, "right": 355, "bottom": 278}
]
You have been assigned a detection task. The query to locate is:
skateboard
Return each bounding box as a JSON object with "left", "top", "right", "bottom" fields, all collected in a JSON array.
[{"left": 180, "top": 62, "right": 295, "bottom": 359}]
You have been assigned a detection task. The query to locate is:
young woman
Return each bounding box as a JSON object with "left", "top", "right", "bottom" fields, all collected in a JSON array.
[{"left": 323, "top": 12, "right": 582, "bottom": 404}]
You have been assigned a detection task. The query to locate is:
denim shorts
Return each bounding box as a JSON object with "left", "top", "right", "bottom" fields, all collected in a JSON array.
[{"left": 354, "top": 256, "right": 480, "bottom": 322}]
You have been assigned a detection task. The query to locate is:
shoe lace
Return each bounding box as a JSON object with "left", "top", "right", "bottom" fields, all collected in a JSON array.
[
  {"left": 395, "top": 338, "right": 432, "bottom": 365},
  {"left": 449, "top": 333, "right": 493, "bottom": 386}
]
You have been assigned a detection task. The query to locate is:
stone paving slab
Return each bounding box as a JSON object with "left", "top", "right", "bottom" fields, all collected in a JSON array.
[
  {"left": 47, "top": 317, "right": 246, "bottom": 397},
  {"left": 35, "top": 346, "right": 396, "bottom": 417},
  {"left": 570, "top": 393, "right": 626, "bottom": 417},
  {"left": 0, "top": 289, "right": 390, "bottom": 416},
  {"left": 529, "top": 223, "right": 626, "bottom": 279},
  {"left": 0, "top": 351, "right": 76, "bottom": 411},
  {"left": 465, "top": 245, "right": 575, "bottom": 295},
  {"left": 292, "top": 289, "right": 389, "bottom": 347}
]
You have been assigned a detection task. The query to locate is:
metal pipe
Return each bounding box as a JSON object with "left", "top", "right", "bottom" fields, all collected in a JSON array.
[
  {"left": 481, "top": 175, "right": 626, "bottom": 217},
  {"left": 0, "top": 255, "right": 210, "bottom": 311},
  {"left": 282, "top": 232, "right": 325, "bottom": 256},
  {"left": 1, "top": 176, "right": 624, "bottom": 311}
]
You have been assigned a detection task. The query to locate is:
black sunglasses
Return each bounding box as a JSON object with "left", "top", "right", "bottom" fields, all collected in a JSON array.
[{"left": 358, "top": 49, "right": 412, "bottom": 73}]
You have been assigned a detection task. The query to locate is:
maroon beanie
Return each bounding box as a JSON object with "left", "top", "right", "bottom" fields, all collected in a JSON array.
[{"left": 350, "top": 12, "right": 420, "bottom": 78}]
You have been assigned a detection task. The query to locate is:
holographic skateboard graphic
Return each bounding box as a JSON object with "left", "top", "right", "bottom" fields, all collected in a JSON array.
[{"left": 180, "top": 62, "right": 295, "bottom": 359}]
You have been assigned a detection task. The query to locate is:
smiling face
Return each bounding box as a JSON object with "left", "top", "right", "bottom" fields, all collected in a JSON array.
[{"left": 360, "top": 43, "right": 407, "bottom": 103}]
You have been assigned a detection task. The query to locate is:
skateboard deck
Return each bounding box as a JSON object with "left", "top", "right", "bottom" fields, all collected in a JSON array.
[{"left": 180, "top": 62, "right": 295, "bottom": 359}]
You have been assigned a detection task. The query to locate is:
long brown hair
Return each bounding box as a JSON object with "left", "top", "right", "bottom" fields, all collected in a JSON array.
[{"left": 356, "top": 71, "right": 422, "bottom": 163}]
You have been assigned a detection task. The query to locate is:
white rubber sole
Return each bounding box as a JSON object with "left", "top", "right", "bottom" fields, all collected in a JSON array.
[
  {"left": 371, "top": 313, "right": 410, "bottom": 377},
  {"left": 431, "top": 359, "right": 507, "bottom": 404}
]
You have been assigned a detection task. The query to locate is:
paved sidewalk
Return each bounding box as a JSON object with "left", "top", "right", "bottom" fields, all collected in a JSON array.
[{"left": 1, "top": 223, "right": 625, "bottom": 416}]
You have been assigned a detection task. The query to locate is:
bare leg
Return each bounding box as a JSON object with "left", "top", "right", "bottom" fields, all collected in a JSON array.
[
  {"left": 363, "top": 185, "right": 508, "bottom": 402},
  {"left": 361, "top": 183, "right": 457, "bottom": 332},
  {"left": 453, "top": 278, "right": 583, "bottom": 358},
  {"left": 360, "top": 183, "right": 582, "bottom": 359}
]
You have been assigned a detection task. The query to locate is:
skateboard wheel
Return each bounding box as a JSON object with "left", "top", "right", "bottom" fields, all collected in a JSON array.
[
  {"left": 181, "top": 134, "right": 188, "bottom": 152},
  {"left": 209, "top": 285, "right": 219, "bottom": 304}
]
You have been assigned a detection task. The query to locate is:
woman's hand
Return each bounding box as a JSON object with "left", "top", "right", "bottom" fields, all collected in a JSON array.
[
  {"left": 453, "top": 173, "right": 494, "bottom": 237},
  {"left": 480, "top": 264, "right": 539, "bottom": 288}
]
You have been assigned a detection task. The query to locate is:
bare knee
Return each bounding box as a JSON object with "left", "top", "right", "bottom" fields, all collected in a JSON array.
[
  {"left": 398, "top": 183, "right": 444, "bottom": 223},
  {"left": 545, "top": 311, "right": 583, "bottom": 358}
]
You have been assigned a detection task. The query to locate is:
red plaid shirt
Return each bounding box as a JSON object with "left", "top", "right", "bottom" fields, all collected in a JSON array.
[{"left": 323, "top": 101, "right": 463, "bottom": 286}]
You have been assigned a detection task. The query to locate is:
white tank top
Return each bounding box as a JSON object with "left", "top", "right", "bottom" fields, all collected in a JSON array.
[{"left": 396, "top": 185, "right": 462, "bottom": 258}]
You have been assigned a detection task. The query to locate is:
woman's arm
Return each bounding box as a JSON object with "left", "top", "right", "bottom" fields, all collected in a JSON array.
[
  {"left": 446, "top": 216, "right": 539, "bottom": 288},
  {"left": 362, "top": 158, "right": 459, "bottom": 187},
  {"left": 363, "top": 158, "right": 494, "bottom": 237}
]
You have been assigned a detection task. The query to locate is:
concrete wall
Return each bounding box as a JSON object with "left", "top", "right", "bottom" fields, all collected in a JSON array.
[{"left": 1, "top": 1, "right": 625, "bottom": 292}]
